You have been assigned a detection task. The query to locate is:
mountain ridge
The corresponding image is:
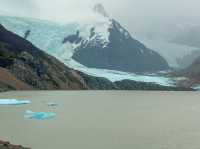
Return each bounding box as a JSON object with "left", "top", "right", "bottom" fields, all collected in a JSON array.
[
  {"left": 71, "top": 18, "right": 169, "bottom": 72},
  {"left": 0, "top": 23, "right": 192, "bottom": 91}
]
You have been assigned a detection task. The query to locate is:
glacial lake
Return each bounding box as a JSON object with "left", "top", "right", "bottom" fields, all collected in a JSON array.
[{"left": 0, "top": 91, "right": 200, "bottom": 149}]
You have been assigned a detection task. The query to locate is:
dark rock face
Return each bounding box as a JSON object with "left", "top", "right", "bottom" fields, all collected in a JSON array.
[
  {"left": 0, "top": 67, "right": 32, "bottom": 91},
  {"left": 79, "top": 72, "right": 118, "bottom": 90},
  {"left": 0, "top": 24, "right": 88, "bottom": 90},
  {"left": 62, "top": 31, "right": 82, "bottom": 44},
  {"left": 24, "top": 30, "right": 31, "bottom": 39},
  {"left": 72, "top": 20, "right": 169, "bottom": 73},
  {"left": 79, "top": 72, "right": 192, "bottom": 91},
  {"left": 114, "top": 80, "right": 193, "bottom": 91},
  {"left": 0, "top": 140, "right": 30, "bottom": 149}
]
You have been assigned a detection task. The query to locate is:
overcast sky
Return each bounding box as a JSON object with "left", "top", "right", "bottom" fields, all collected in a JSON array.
[{"left": 1, "top": 0, "right": 199, "bottom": 36}]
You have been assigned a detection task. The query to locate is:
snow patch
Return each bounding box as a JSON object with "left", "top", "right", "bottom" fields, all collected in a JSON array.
[
  {"left": 77, "top": 15, "right": 112, "bottom": 47},
  {"left": 124, "top": 32, "right": 129, "bottom": 39},
  {"left": 140, "top": 49, "right": 144, "bottom": 54}
]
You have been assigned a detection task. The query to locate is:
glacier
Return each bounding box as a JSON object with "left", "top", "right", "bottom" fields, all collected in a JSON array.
[
  {"left": 64, "top": 59, "right": 175, "bottom": 86},
  {"left": 0, "top": 14, "right": 176, "bottom": 87}
]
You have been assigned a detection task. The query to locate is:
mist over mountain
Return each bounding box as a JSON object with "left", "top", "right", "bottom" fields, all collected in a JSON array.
[
  {"left": 0, "top": 0, "right": 36, "bottom": 18},
  {"left": 1, "top": 0, "right": 200, "bottom": 37}
]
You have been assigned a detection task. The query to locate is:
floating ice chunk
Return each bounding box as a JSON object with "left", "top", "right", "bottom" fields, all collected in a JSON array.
[
  {"left": 47, "top": 102, "right": 59, "bottom": 107},
  {"left": 193, "top": 85, "right": 200, "bottom": 91},
  {"left": 0, "top": 99, "right": 30, "bottom": 105},
  {"left": 24, "top": 110, "right": 56, "bottom": 120}
]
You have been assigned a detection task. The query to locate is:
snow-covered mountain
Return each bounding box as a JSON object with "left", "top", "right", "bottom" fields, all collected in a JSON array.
[
  {"left": 0, "top": 4, "right": 176, "bottom": 86},
  {"left": 64, "top": 4, "right": 169, "bottom": 72}
]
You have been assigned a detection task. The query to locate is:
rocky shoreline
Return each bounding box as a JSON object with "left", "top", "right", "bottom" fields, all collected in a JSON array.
[{"left": 0, "top": 140, "right": 30, "bottom": 149}]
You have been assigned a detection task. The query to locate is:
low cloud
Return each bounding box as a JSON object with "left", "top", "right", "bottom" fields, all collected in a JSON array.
[{"left": 1, "top": 0, "right": 200, "bottom": 37}]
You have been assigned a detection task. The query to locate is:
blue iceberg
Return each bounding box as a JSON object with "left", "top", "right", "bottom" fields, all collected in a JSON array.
[
  {"left": 24, "top": 110, "right": 56, "bottom": 120},
  {"left": 193, "top": 85, "right": 200, "bottom": 91},
  {"left": 0, "top": 99, "right": 30, "bottom": 105}
]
